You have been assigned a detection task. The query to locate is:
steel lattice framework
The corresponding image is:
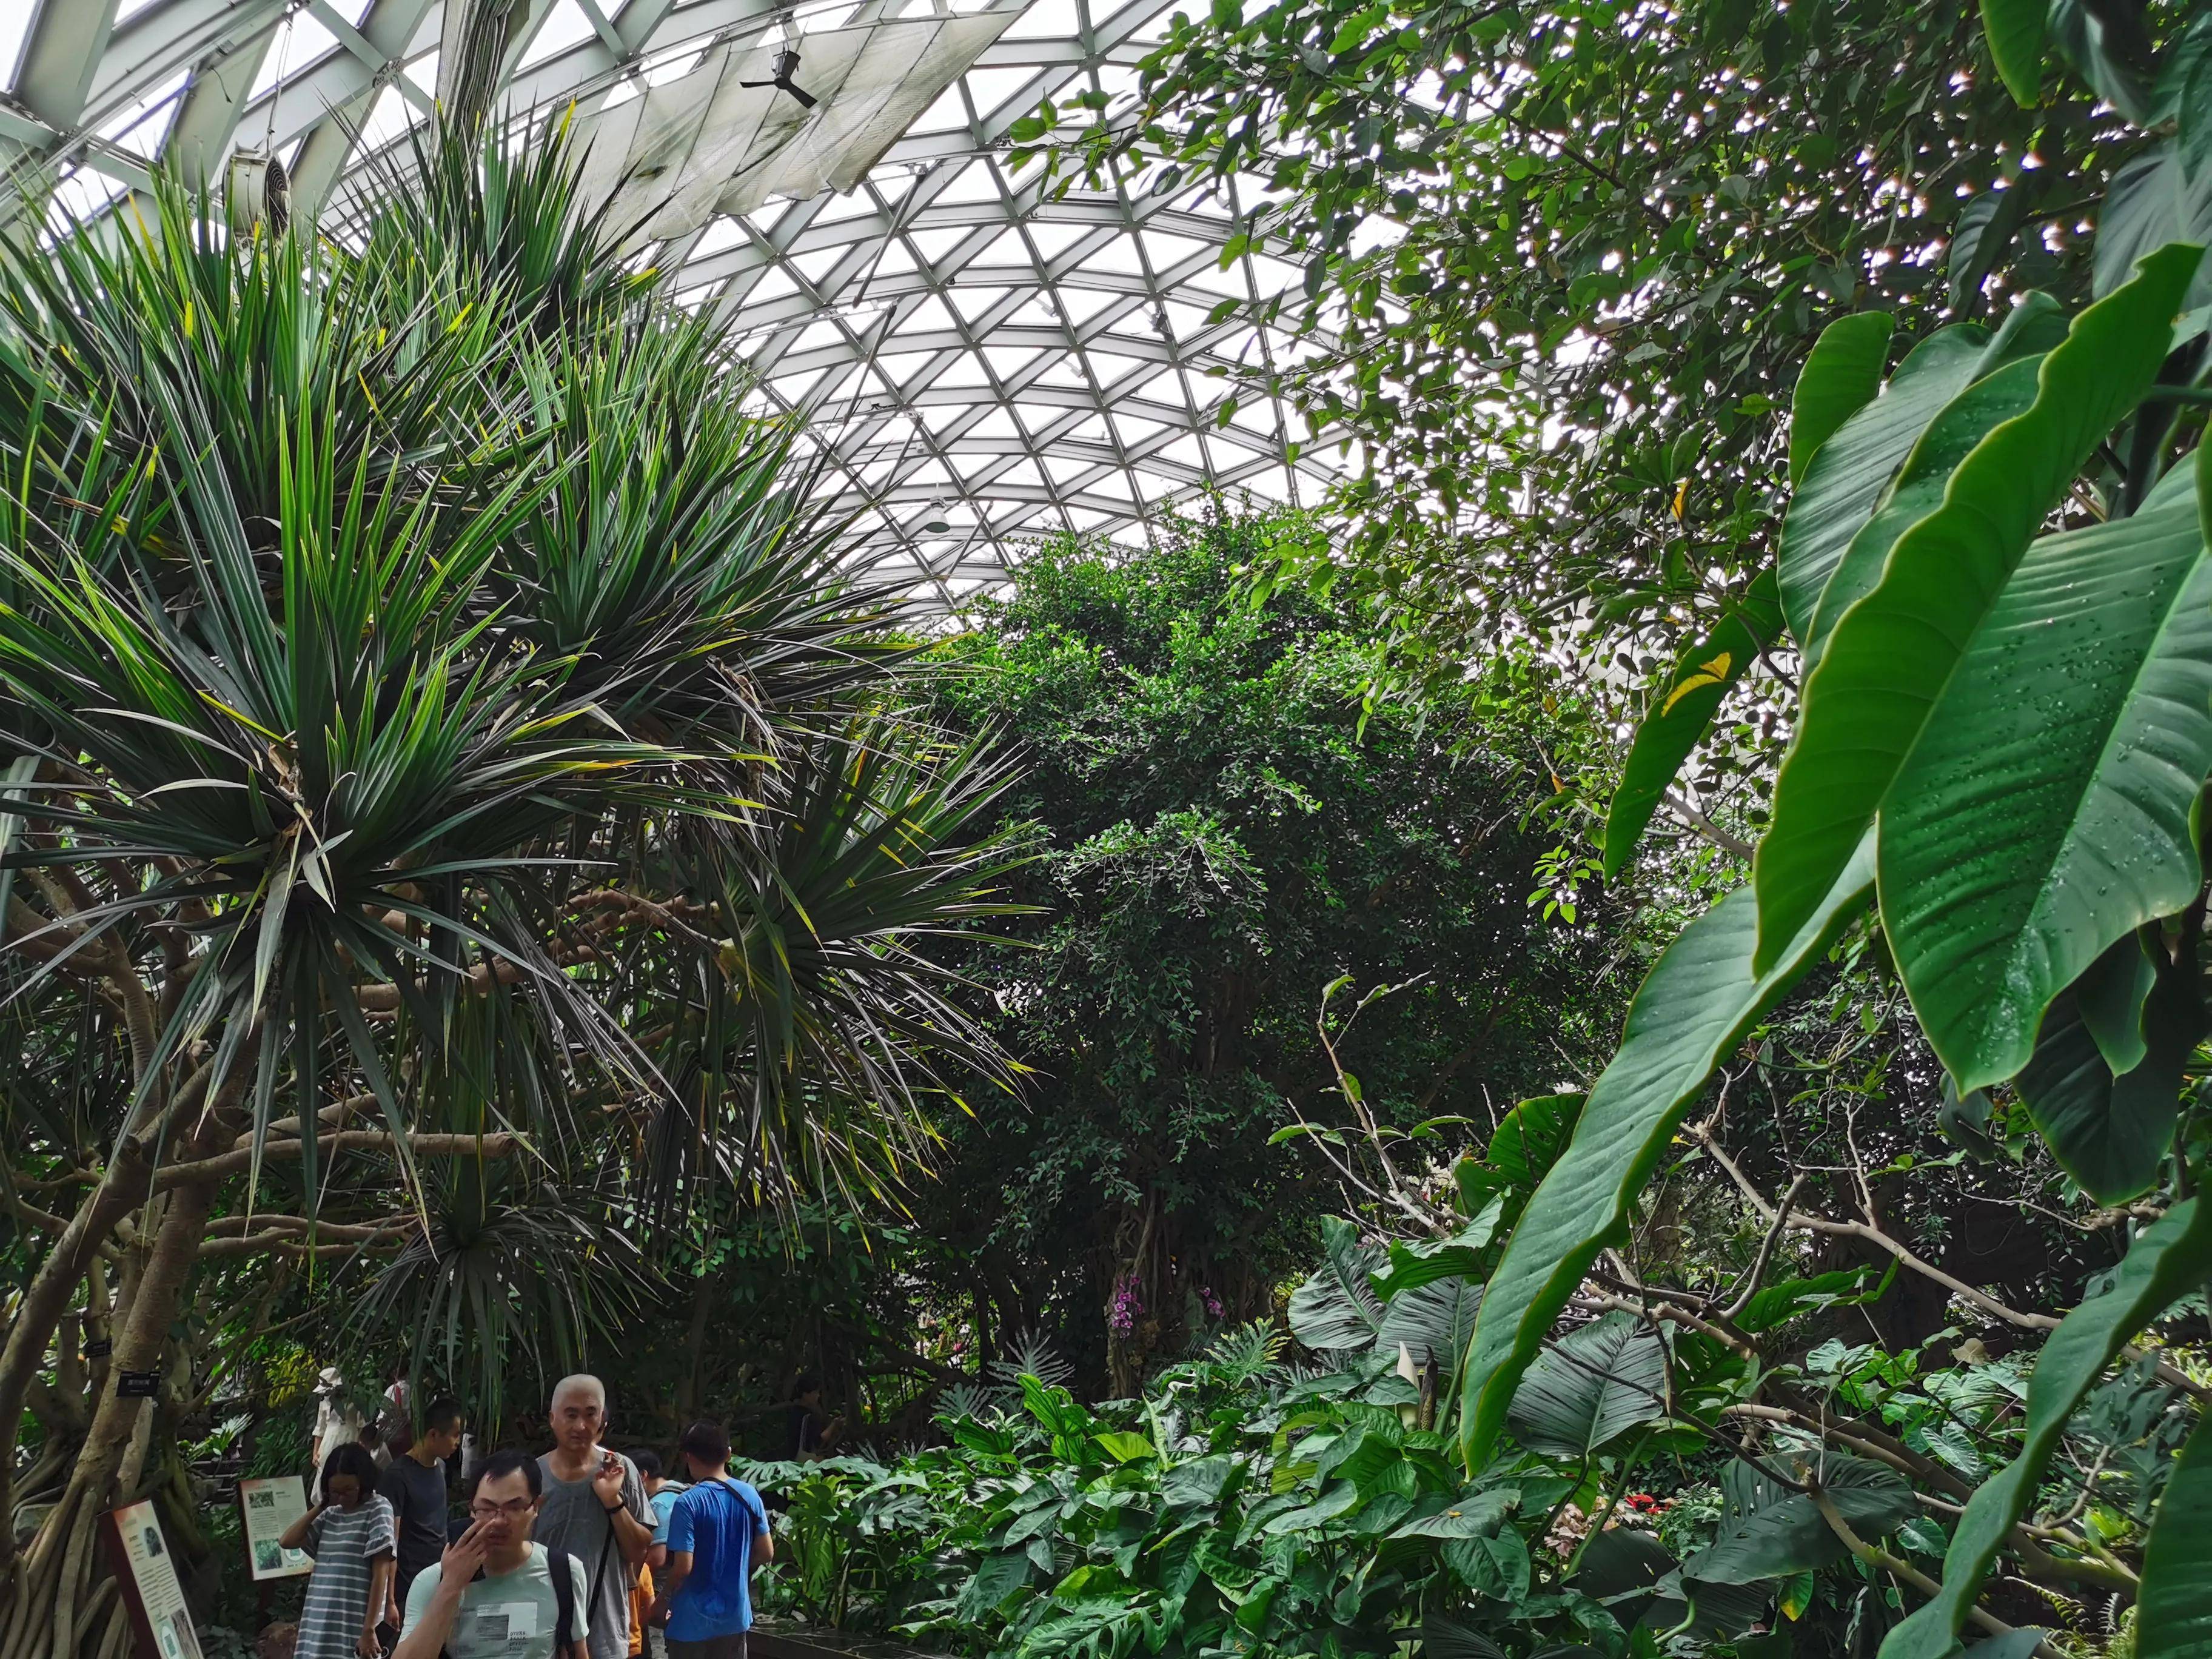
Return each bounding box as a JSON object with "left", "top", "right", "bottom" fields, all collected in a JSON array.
[{"left": 0, "top": 0, "right": 1342, "bottom": 602}]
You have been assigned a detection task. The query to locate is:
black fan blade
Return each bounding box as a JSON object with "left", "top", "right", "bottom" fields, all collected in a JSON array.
[{"left": 784, "top": 81, "right": 820, "bottom": 109}]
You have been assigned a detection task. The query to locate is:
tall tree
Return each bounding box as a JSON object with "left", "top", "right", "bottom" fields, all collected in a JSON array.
[
  {"left": 0, "top": 124, "right": 1025, "bottom": 1649},
  {"left": 918, "top": 509, "right": 1626, "bottom": 1393}
]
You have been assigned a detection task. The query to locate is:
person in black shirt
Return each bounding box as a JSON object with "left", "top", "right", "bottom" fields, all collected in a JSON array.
[
  {"left": 781, "top": 1376, "right": 843, "bottom": 1463},
  {"left": 377, "top": 1395, "right": 466, "bottom": 1627}
]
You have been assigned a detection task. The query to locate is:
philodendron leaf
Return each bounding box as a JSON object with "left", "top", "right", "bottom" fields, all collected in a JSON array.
[
  {"left": 1879, "top": 466, "right": 2212, "bottom": 1094},
  {"left": 1789, "top": 311, "right": 1895, "bottom": 486},
  {"left": 1977, "top": 0, "right": 2046, "bottom": 106},
  {"left": 2136, "top": 1410, "right": 2212, "bottom": 1657},
  {"left": 1486, "top": 1092, "right": 1583, "bottom": 1190},
  {"left": 1754, "top": 242, "right": 2202, "bottom": 976},
  {"left": 1289, "top": 1215, "right": 1386, "bottom": 1350},
  {"left": 2094, "top": 153, "right": 2212, "bottom": 305},
  {"left": 1378, "top": 1275, "right": 1483, "bottom": 1372},
  {"left": 1459, "top": 839, "right": 1875, "bottom": 1468},
  {"left": 1879, "top": 1196, "right": 2212, "bottom": 1659},
  {"left": 1601, "top": 568, "right": 1781, "bottom": 880},
  {"left": 1683, "top": 1454, "right": 1917, "bottom": 1584},
  {"left": 2015, "top": 967, "right": 2204, "bottom": 1205},
  {"left": 2077, "top": 931, "right": 2157, "bottom": 1076},
  {"left": 1507, "top": 1313, "right": 1666, "bottom": 1461}
]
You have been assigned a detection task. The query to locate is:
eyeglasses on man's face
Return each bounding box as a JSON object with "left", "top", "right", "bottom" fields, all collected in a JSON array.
[{"left": 469, "top": 1497, "right": 534, "bottom": 1520}]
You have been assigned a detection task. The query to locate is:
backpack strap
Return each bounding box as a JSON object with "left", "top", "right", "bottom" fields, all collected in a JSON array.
[{"left": 549, "top": 1544, "right": 579, "bottom": 1651}]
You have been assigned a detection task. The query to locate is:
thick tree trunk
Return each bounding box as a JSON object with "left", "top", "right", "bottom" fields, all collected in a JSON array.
[{"left": 1, "top": 1179, "right": 214, "bottom": 1659}]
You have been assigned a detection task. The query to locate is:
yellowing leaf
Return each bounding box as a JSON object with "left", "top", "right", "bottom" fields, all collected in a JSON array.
[
  {"left": 1659, "top": 651, "right": 1733, "bottom": 716},
  {"left": 1671, "top": 480, "right": 1687, "bottom": 520}
]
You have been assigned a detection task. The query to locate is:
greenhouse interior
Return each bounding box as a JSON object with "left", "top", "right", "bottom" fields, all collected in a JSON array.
[{"left": 4, "top": 1, "right": 2212, "bottom": 1657}]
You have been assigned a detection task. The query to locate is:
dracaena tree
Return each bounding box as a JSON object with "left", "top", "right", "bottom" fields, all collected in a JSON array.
[{"left": 0, "top": 121, "right": 1030, "bottom": 1651}]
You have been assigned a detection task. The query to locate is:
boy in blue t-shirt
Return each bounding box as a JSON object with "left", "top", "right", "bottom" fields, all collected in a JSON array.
[{"left": 646, "top": 1421, "right": 773, "bottom": 1659}]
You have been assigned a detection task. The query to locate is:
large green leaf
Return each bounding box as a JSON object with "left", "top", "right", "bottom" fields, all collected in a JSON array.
[
  {"left": 1753, "top": 243, "right": 2202, "bottom": 976},
  {"left": 1775, "top": 326, "right": 1991, "bottom": 647},
  {"left": 1879, "top": 1197, "right": 2212, "bottom": 1658},
  {"left": 1682, "top": 1454, "right": 1917, "bottom": 1584},
  {"left": 1949, "top": 183, "right": 2037, "bottom": 312},
  {"left": 1977, "top": 0, "right": 2046, "bottom": 106},
  {"left": 1378, "top": 1275, "right": 1483, "bottom": 1372},
  {"left": 1879, "top": 468, "right": 2212, "bottom": 1094},
  {"left": 2077, "top": 930, "right": 2157, "bottom": 1076},
  {"left": 1789, "top": 312, "right": 1895, "bottom": 486},
  {"left": 1506, "top": 1313, "right": 1666, "bottom": 1461},
  {"left": 1289, "top": 1215, "right": 1386, "bottom": 1350},
  {"left": 2137, "top": 1409, "right": 2212, "bottom": 1657},
  {"left": 1486, "top": 1092, "right": 1583, "bottom": 1190},
  {"left": 1601, "top": 569, "right": 1781, "bottom": 880},
  {"left": 1801, "top": 320, "right": 2059, "bottom": 664},
  {"left": 2014, "top": 963, "right": 2205, "bottom": 1205},
  {"left": 2093, "top": 152, "right": 2212, "bottom": 304},
  {"left": 1458, "top": 839, "right": 1874, "bottom": 1467}
]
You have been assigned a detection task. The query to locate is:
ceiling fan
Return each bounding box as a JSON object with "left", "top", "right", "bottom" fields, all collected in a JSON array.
[{"left": 740, "top": 47, "right": 822, "bottom": 109}]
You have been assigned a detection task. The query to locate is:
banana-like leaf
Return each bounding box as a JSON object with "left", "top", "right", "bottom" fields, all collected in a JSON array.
[
  {"left": 1754, "top": 243, "right": 2201, "bottom": 976},
  {"left": 1775, "top": 325, "right": 1991, "bottom": 647},
  {"left": 1789, "top": 311, "right": 1895, "bottom": 486},
  {"left": 2137, "top": 1409, "right": 2212, "bottom": 1657},
  {"left": 1458, "top": 837, "right": 1874, "bottom": 1468},
  {"left": 1506, "top": 1313, "right": 1664, "bottom": 1461},
  {"left": 1880, "top": 464, "right": 2212, "bottom": 1094},
  {"left": 1803, "top": 324, "right": 2057, "bottom": 662},
  {"left": 1949, "top": 183, "right": 2037, "bottom": 312},
  {"left": 1878, "top": 1196, "right": 2212, "bottom": 1658},
  {"left": 1601, "top": 569, "right": 1781, "bottom": 880}
]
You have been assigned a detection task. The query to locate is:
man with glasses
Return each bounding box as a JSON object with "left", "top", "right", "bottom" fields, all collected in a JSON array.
[
  {"left": 535, "top": 1375, "right": 653, "bottom": 1659},
  {"left": 393, "top": 1449, "right": 589, "bottom": 1659}
]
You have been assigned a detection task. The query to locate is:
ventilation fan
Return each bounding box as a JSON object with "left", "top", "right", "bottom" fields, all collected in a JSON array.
[{"left": 740, "top": 47, "right": 821, "bottom": 109}]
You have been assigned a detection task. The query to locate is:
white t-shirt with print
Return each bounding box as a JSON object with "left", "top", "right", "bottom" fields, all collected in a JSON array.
[{"left": 400, "top": 1542, "right": 589, "bottom": 1659}]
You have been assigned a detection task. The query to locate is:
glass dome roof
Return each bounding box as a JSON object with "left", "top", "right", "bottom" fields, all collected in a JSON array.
[{"left": 0, "top": 0, "right": 1345, "bottom": 603}]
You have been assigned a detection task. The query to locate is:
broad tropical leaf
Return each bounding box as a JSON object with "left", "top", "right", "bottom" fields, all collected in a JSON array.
[
  {"left": 2137, "top": 1409, "right": 2212, "bottom": 1657},
  {"left": 1788, "top": 311, "right": 1895, "bottom": 485},
  {"left": 1506, "top": 1313, "right": 1665, "bottom": 1461},
  {"left": 1288, "top": 1215, "right": 1387, "bottom": 1350},
  {"left": 1754, "top": 243, "right": 2201, "bottom": 975},
  {"left": 1977, "top": 0, "right": 2047, "bottom": 106},
  {"left": 1879, "top": 464, "right": 2212, "bottom": 1093},
  {"left": 1775, "top": 326, "right": 1995, "bottom": 647},
  {"left": 1458, "top": 839, "right": 1874, "bottom": 1467},
  {"left": 2014, "top": 970, "right": 2204, "bottom": 1204},
  {"left": 1681, "top": 1454, "right": 1916, "bottom": 1584},
  {"left": 1879, "top": 1197, "right": 2212, "bottom": 1658},
  {"left": 1601, "top": 569, "right": 1781, "bottom": 880}
]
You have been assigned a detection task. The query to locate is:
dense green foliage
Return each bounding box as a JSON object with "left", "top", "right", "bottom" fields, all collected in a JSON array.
[{"left": 905, "top": 515, "right": 1623, "bottom": 1393}]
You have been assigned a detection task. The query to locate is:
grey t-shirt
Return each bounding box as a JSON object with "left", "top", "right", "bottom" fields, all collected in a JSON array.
[
  {"left": 534, "top": 1451, "right": 649, "bottom": 1659},
  {"left": 378, "top": 1455, "right": 451, "bottom": 1585}
]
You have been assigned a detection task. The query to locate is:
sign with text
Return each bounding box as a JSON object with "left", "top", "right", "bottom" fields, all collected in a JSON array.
[
  {"left": 99, "top": 1500, "right": 204, "bottom": 1659},
  {"left": 237, "top": 1476, "right": 314, "bottom": 1581}
]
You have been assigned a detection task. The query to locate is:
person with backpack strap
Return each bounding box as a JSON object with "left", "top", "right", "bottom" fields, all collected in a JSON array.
[
  {"left": 646, "top": 1422, "right": 773, "bottom": 1659},
  {"left": 535, "top": 1376, "right": 654, "bottom": 1659},
  {"left": 394, "top": 1449, "right": 589, "bottom": 1659}
]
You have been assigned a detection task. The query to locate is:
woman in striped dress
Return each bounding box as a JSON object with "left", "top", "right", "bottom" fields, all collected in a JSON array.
[{"left": 281, "top": 1441, "right": 398, "bottom": 1659}]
